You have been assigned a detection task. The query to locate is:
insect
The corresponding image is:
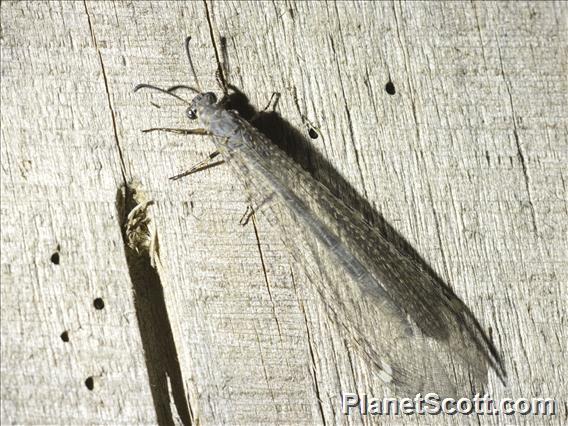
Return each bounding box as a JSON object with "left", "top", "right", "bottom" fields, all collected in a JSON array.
[{"left": 135, "top": 37, "right": 504, "bottom": 396}]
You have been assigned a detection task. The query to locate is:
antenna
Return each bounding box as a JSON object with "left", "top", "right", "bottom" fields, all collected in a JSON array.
[
  {"left": 133, "top": 84, "right": 193, "bottom": 105},
  {"left": 166, "top": 85, "right": 201, "bottom": 95},
  {"left": 185, "top": 36, "right": 202, "bottom": 92}
]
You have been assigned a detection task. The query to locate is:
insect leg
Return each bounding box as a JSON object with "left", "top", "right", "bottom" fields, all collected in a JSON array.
[
  {"left": 215, "top": 36, "right": 230, "bottom": 98},
  {"left": 239, "top": 205, "right": 254, "bottom": 226},
  {"left": 142, "top": 128, "right": 211, "bottom": 136},
  {"left": 250, "top": 92, "right": 281, "bottom": 124},
  {"left": 215, "top": 68, "right": 229, "bottom": 99},
  {"left": 261, "top": 92, "right": 281, "bottom": 112},
  {"left": 169, "top": 151, "right": 224, "bottom": 181},
  {"left": 238, "top": 193, "right": 277, "bottom": 227}
]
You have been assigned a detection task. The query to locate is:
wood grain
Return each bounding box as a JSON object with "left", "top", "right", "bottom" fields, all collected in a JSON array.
[{"left": 1, "top": 1, "right": 565, "bottom": 424}]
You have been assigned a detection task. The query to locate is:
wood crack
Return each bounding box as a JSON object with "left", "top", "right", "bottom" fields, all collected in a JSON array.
[
  {"left": 253, "top": 323, "right": 278, "bottom": 414},
  {"left": 118, "top": 182, "right": 196, "bottom": 426},
  {"left": 251, "top": 213, "right": 283, "bottom": 342},
  {"left": 203, "top": 0, "right": 228, "bottom": 92},
  {"left": 290, "top": 269, "right": 327, "bottom": 425},
  {"left": 497, "top": 40, "right": 539, "bottom": 234},
  {"left": 328, "top": 33, "right": 369, "bottom": 201},
  {"left": 83, "top": 1, "right": 127, "bottom": 182}
]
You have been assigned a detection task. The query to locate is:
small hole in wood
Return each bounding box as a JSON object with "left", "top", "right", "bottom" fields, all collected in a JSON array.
[
  {"left": 50, "top": 252, "right": 60, "bottom": 265},
  {"left": 60, "top": 331, "right": 69, "bottom": 342},
  {"left": 93, "top": 298, "right": 105, "bottom": 310},
  {"left": 385, "top": 81, "right": 396, "bottom": 95},
  {"left": 85, "top": 377, "right": 94, "bottom": 391},
  {"left": 308, "top": 128, "right": 319, "bottom": 139}
]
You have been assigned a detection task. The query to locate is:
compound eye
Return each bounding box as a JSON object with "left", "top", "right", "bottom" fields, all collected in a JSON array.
[
  {"left": 204, "top": 92, "right": 217, "bottom": 104},
  {"left": 186, "top": 107, "right": 197, "bottom": 120}
]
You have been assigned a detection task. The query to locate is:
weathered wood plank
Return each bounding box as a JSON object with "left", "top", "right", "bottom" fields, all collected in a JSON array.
[
  {"left": 1, "top": 1, "right": 566, "bottom": 425},
  {"left": 0, "top": 2, "right": 159, "bottom": 424}
]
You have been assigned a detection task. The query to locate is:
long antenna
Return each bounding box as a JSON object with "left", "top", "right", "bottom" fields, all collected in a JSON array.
[
  {"left": 185, "top": 36, "right": 202, "bottom": 92},
  {"left": 166, "top": 85, "right": 201, "bottom": 94},
  {"left": 133, "top": 84, "right": 192, "bottom": 105}
]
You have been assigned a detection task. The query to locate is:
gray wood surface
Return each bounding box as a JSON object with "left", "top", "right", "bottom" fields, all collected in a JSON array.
[{"left": 1, "top": 1, "right": 566, "bottom": 425}]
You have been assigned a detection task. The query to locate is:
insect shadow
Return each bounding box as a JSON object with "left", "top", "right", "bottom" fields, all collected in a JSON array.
[{"left": 219, "top": 83, "right": 503, "bottom": 385}]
